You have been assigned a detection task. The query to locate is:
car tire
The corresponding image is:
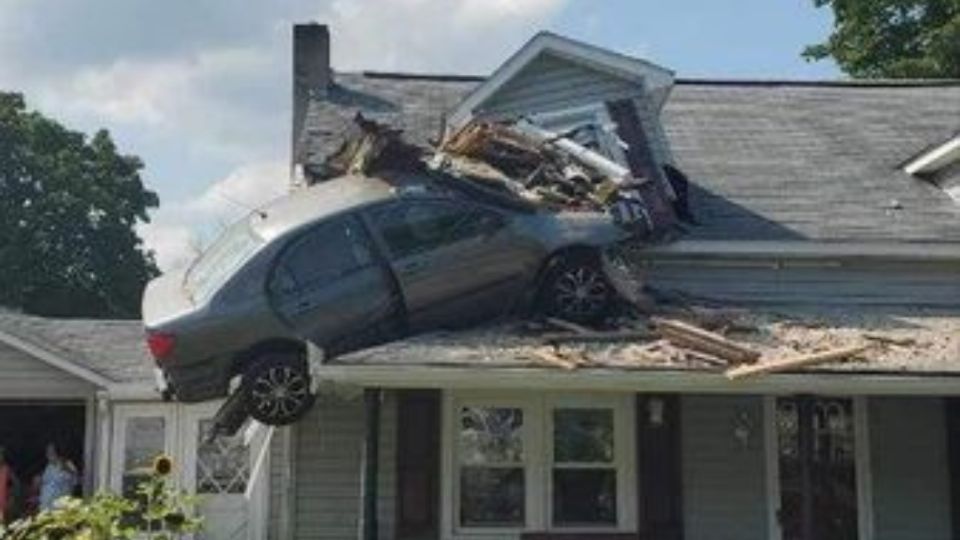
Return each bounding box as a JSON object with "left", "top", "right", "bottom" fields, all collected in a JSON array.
[
  {"left": 242, "top": 352, "right": 315, "bottom": 426},
  {"left": 538, "top": 251, "right": 612, "bottom": 324}
]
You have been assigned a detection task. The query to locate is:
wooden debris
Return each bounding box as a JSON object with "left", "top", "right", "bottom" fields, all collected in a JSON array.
[
  {"left": 530, "top": 347, "right": 580, "bottom": 370},
  {"left": 653, "top": 317, "right": 760, "bottom": 364},
  {"left": 863, "top": 334, "right": 917, "bottom": 347},
  {"left": 541, "top": 329, "right": 655, "bottom": 344},
  {"left": 544, "top": 317, "right": 592, "bottom": 335},
  {"left": 725, "top": 344, "right": 871, "bottom": 380}
]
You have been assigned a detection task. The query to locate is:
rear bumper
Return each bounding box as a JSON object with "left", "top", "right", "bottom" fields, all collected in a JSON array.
[{"left": 161, "top": 358, "right": 232, "bottom": 402}]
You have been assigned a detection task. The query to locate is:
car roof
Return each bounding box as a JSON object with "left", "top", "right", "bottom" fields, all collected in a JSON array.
[{"left": 250, "top": 175, "right": 398, "bottom": 240}]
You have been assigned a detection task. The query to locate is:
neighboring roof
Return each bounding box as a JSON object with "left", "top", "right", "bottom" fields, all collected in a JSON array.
[
  {"left": 665, "top": 81, "right": 960, "bottom": 242},
  {"left": 300, "top": 73, "right": 960, "bottom": 244},
  {"left": 447, "top": 31, "right": 674, "bottom": 126},
  {"left": 0, "top": 312, "right": 152, "bottom": 385},
  {"left": 327, "top": 305, "right": 960, "bottom": 377}
]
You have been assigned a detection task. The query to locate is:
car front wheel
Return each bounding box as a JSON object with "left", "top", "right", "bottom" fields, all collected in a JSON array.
[
  {"left": 538, "top": 252, "right": 612, "bottom": 323},
  {"left": 242, "top": 353, "right": 315, "bottom": 426}
]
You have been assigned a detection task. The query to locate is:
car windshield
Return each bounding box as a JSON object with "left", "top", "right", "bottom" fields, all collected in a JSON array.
[{"left": 185, "top": 218, "right": 264, "bottom": 301}]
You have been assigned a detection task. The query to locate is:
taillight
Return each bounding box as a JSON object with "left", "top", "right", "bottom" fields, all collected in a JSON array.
[{"left": 147, "top": 331, "right": 176, "bottom": 360}]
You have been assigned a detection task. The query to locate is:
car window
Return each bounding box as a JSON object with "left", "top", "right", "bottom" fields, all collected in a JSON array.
[
  {"left": 186, "top": 218, "right": 264, "bottom": 301},
  {"left": 270, "top": 217, "right": 374, "bottom": 296},
  {"left": 371, "top": 201, "right": 504, "bottom": 259}
]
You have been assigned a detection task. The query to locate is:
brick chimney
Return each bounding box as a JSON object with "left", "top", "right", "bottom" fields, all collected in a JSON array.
[{"left": 291, "top": 23, "right": 331, "bottom": 188}]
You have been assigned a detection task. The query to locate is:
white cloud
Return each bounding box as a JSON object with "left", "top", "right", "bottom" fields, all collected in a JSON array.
[
  {"left": 0, "top": 0, "right": 571, "bottom": 271},
  {"left": 142, "top": 160, "right": 289, "bottom": 271}
]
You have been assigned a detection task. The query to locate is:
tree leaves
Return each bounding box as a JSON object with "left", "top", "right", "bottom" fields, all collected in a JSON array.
[
  {"left": 0, "top": 92, "right": 159, "bottom": 318},
  {"left": 805, "top": 0, "right": 960, "bottom": 78}
]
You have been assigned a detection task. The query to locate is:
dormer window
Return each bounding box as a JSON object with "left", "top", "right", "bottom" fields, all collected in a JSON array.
[{"left": 903, "top": 134, "right": 960, "bottom": 202}]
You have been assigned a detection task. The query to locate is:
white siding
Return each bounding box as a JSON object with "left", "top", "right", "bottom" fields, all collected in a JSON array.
[
  {"left": 870, "top": 397, "right": 951, "bottom": 540},
  {"left": 682, "top": 395, "right": 769, "bottom": 540},
  {"left": 0, "top": 341, "right": 95, "bottom": 398},
  {"left": 289, "top": 391, "right": 397, "bottom": 540},
  {"left": 643, "top": 260, "right": 960, "bottom": 307},
  {"left": 478, "top": 52, "right": 643, "bottom": 120}
]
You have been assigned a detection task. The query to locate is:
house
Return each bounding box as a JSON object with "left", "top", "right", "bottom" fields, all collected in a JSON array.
[
  {"left": 0, "top": 312, "right": 272, "bottom": 538},
  {"left": 2, "top": 22, "right": 959, "bottom": 540},
  {"left": 283, "top": 23, "right": 960, "bottom": 540}
]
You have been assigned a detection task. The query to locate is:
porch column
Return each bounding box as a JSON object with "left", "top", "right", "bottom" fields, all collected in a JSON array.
[{"left": 361, "top": 388, "right": 382, "bottom": 540}]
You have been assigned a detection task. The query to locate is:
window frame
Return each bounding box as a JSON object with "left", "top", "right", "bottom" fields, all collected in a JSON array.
[
  {"left": 443, "top": 391, "right": 636, "bottom": 538},
  {"left": 365, "top": 198, "right": 507, "bottom": 262},
  {"left": 267, "top": 213, "right": 378, "bottom": 300}
]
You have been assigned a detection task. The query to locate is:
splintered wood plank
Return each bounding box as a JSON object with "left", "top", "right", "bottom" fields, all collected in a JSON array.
[
  {"left": 653, "top": 317, "right": 760, "bottom": 364},
  {"left": 725, "top": 344, "right": 871, "bottom": 380}
]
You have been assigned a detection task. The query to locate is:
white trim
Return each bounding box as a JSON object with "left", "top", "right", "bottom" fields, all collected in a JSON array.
[
  {"left": 640, "top": 239, "right": 960, "bottom": 263},
  {"left": 0, "top": 328, "right": 115, "bottom": 389},
  {"left": 82, "top": 397, "right": 97, "bottom": 496},
  {"left": 448, "top": 32, "right": 674, "bottom": 127},
  {"left": 763, "top": 395, "right": 875, "bottom": 540},
  {"left": 904, "top": 135, "right": 960, "bottom": 176},
  {"left": 443, "top": 390, "right": 636, "bottom": 539},
  {"left": 317, "top": 365, "right": 960, "bottom": 396}
]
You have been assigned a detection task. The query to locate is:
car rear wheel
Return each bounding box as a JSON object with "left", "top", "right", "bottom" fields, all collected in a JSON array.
[
  {"left": 242, "top": 353, "right": 315, "bottom": 426},
  {"left": 538, "top": 252, "right": 612, "bottom": 324}
]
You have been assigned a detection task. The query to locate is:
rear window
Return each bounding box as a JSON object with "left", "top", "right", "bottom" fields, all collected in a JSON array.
[{"left": 185, "top": 219, "right": 264, "bottom": 300}]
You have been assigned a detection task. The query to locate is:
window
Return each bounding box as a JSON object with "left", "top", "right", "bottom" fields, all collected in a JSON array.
[
  {"left": 121, "top": 416, "right": 166, "bottom": 497},
  {"left": 371, "top": 201, "right": 503, "bottom": 259},
  {"left": 186, "top": 219, "right": 264, "bottom": 300},
  {"left": 448, "top": 393, "right": 635, "bottom": 534},
  {"left": 552, "top": 408, "right": 617, "bottom": 526},
  {"left": 270, "top": 217, "right": 374, "bottom": 296},
  {"left": 458, "top": 407, "right": 525, "bottom": 527}
]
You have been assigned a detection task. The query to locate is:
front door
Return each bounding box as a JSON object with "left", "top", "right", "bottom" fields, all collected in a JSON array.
[
  {"left": 182, "top": 405, "right": 267, "bottom": 540},
  {"left": 774, "top": 396, "right": 860, "bottom": 540},
  {"left": 111, "top": 403, "right": 268, "bottom": 540}
]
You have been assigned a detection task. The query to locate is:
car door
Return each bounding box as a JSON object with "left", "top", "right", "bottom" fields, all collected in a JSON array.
[
  {"left": 368, "top": 199, "right": 539, "bottom": 331},
  {"left": 267, "top": 214, "right": 397, "bottom": 350}
]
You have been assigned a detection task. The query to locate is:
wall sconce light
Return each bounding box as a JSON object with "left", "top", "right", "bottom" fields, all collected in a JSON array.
[
  {"left": 648, "top": 397, "right": 665, "bottom": 427},
  {"left": 733, "top": 410, "right": 753, "bottom": 448}
]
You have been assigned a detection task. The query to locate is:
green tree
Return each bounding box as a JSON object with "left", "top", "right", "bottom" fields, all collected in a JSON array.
[
  {"left": 804, "top": 0, "right": 960, "bottom": 78},
  {"left": 0, "top": 92, "right": 159, "bottom": 318}
]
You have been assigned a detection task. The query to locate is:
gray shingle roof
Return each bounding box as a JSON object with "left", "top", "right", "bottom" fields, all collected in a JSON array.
[
  {"left": 300, "top": 73, "right": 960, "bottom": 243},
  {"left": 0, "top": 312, "right": 151, "bottom": 384},
  {"left": 665, "top": 81, "right": 960, "bottom": 242}
]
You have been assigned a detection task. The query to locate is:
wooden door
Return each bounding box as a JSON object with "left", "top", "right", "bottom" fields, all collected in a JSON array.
[{"left": 775, "top": 396, "right": 859, "bottom": 540}]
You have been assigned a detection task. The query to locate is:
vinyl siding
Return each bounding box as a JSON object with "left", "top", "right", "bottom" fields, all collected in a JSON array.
[
  {"left": 0, "top": 341, "right": 95, "bottom": 398},
  {"left": 289, "top": 391, "right": 397, "bottom": 540},
  {"left": 479, "top": 52, "right": 642, "bottom": 119},
  {"left": 870, "top": 397, "right": 951, "bottom": 540},
  {"left": 681, "top": 395, "right": 768, "bottom": 540},
  {"left": 642, "top": 259, "right": 960, "bottom": 307}
]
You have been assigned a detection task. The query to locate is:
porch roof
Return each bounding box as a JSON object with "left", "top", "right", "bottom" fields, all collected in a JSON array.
[
  {"left": 0, "top": 311, "right": 152, "bottom": 386},
  {"left": 327, "top": 305, "right": 960, "bottom": 377}
]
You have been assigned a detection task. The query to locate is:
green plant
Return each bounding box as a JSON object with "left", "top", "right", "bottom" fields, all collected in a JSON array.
[{"left": 0, "top": 456, "right": 201, "bottom": 540}]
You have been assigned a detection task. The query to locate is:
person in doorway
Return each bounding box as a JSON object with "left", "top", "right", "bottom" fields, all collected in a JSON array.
[
  {"left": 0, "top": 447, "right": 19, "bottom": 523},
  {"left": 37, "top": 443, "right": 78, "bottom": 512}
]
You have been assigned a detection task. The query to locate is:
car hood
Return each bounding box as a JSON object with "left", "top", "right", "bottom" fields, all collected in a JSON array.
[{"left": 142, "top": 267, "right": 196, "bottom": 329}]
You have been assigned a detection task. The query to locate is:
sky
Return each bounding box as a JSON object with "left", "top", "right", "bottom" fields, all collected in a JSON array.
[{"left": 0, "top": 0, "right": 840, "bottom": 271}]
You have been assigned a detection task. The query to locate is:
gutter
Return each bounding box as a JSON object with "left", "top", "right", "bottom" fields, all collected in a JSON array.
[{"left": 640, "top": 240, "right": 960, "bottom": 264}]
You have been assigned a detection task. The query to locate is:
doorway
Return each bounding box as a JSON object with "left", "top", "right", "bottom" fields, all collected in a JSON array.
[
  {"left": 772, "top": 396, "right": 862, "bottom": 540},
  {"left": 0, "top": 402, "right": 86, "bottom": 520}
]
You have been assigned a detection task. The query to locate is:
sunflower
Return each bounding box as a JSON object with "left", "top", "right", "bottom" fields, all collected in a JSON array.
[{"left": 152, "top": 454, "right": 174, "bottom": 477}]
